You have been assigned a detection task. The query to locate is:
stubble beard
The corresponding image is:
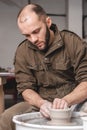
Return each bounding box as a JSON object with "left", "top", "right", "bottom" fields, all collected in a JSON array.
[{"left": 41, "top": 26, "right": 50, "bottom": 52}]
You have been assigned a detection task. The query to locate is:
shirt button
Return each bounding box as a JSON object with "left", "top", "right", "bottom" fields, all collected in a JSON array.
[
  {"left": 44, "top": 58, "right": 48, "bottom": 61},
  {"left": 58, "top": 43, "right": 60, "bottom": 46}
]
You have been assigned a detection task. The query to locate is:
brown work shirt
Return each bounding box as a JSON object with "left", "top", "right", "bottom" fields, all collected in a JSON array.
[{"left": 14, "top": 24, "right": 87, "bottom": 102}]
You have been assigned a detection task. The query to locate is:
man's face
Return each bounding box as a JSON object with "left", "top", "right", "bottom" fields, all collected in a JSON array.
[{"left": 18, "top": 13, "right": 51, "bottom": 51}]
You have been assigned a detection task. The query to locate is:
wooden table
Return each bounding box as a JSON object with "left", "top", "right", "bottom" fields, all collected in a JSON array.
[{"left": 0, "top": 72, "right": 15, "bottom": 114}]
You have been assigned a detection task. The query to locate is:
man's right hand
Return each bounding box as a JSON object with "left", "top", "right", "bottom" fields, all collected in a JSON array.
[
  {"left": 40, "top": 100, "right": 52, "bottom": 118},
  {"left": 52, "top": 98, "right": 68, "bottom": 109}
]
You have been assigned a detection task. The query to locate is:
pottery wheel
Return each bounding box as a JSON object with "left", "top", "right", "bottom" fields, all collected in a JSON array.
[
  {"left": 25, "top": 116, "right": 82, "bottom": 126},
  {"left": 13, "top": 112, "right": 84, "bottom": 130},
  {"left": 47, "top": 119, "right": 77, "bottom": 126}
]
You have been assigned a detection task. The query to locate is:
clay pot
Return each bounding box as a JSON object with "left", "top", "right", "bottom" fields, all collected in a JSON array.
[{"left": 49, "top": 108, "right": 72, "bottom": 124}]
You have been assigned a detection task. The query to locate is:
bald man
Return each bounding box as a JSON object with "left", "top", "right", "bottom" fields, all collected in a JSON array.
[{"left": 0, "top": 4, "right": 87, "bottom": 130}]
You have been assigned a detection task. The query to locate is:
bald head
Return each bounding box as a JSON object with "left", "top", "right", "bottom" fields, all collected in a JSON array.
[
  {"left": 17, "top": 4, "right": 47, "bottom": 23},
  {"left": 17, "top": 4, "right": 53, "bottom": 51}
]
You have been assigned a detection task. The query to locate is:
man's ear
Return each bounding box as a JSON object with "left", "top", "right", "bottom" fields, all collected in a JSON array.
[{"left": 46, "top": 17, "right": 52, "bottom": 28}]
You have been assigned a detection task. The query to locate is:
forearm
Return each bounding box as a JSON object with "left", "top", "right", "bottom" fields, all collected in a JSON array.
[
  {"left": 62, "top": 81, "right": 87, "bottom": 107},
  {"left": 22, "top": 89, "right": 46, "bottom": 108}
]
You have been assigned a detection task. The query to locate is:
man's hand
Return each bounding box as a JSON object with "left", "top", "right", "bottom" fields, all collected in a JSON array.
[
  {"left": 52, "top": 98, "right": 68, "bottom": 109},
  {"left": 40, "top": 100, "right": 52, "bottom": 118},
  {"left": 40, "top": 98, "right": 68, "bottom": 118}
]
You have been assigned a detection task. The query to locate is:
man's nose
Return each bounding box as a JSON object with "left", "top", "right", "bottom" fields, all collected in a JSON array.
[{"left": 31, "top": 35, "right": 38, "bottom": 43}]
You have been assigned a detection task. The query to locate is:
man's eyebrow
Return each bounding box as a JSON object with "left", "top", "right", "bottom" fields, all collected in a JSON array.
[
  {"left": 22, "top": 33, "right": 30, "bottom": 36},
  {"left": 33, "top": 27, "right": 41, "bottom": 32},
  {"left": 22, "top": 27, "right": 41, "bottom": 36}
]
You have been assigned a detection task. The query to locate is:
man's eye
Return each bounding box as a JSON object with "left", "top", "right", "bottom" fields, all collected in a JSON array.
[
  {"left": 34, "top": 29, "right": 40, "bottom": 34},
  {"left": 25, "top": 34, "right": 30, "bottom": 37}
]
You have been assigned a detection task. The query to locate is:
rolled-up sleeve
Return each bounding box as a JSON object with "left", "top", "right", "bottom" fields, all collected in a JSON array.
[
  {"left": 14, "top": 43, "right": 37, "bottom": 94},
  {"left": 71, "top": 36, "right": 87, "bottom": 82}
]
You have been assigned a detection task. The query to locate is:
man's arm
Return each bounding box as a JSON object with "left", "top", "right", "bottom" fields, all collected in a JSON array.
[
  {"left": 22, "top": 89, "right": 46, "bottom": 108},
  {"left": 22, "top": 89, "right": 53, "bottom": 118},
  {"left": 52, "top": 82, "right": 87, "bottom": 109},
  {"left": 62, "top": 81, "right": 87, "bottom": 107}
]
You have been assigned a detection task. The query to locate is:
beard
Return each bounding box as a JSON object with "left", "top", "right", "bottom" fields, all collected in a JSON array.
[
  {"left": 29, "top": 25, "right": 50, "bottom": 52},
  {"left": 42, "top": 25, "right": 50, "bottom": 52}
]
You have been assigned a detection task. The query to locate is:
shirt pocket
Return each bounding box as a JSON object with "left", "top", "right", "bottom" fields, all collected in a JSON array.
[
  {"left": 27, "top": 64, "right": 44, "bottom": 71},
  {"left": 52, "top": 59, "right": 71, "bottom": 72},
  {"left": 27, "top": 64, "right": 50, "bottom": 87},
  {"left": 52, "top": 60, "right": 73, "bottom": 83}
]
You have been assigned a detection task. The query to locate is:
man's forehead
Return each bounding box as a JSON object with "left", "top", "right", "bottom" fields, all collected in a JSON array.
[
  {"left": 18, "top": 13, "right": 43, "bottom": 35},
  {"left": 19, "top": 12, "right": 39, "bottom": 23},
  {"left": 20, "top": 15, "right": 33, "bottom": 23}
]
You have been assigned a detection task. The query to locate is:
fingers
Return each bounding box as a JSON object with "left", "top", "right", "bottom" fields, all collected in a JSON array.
[
  {"left": 40, "top": 107, "right": 50, "bottom": 118},
  {"left": 40, "top": 101, "right": 52, "bottom": 118},
  {"left": 40, "top": 98, "right": 68, "bottom": 118},
  {"left": 52, "top": 98, "right": 68, "bottom": 109}
]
